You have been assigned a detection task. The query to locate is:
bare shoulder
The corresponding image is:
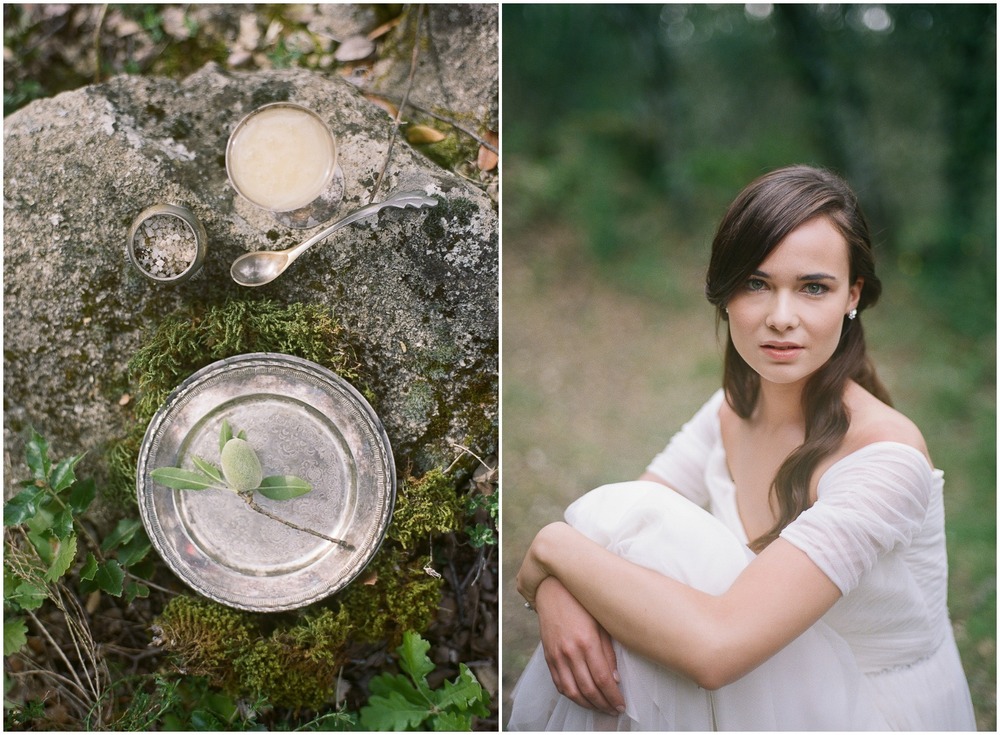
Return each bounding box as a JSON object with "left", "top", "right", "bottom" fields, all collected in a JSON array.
[{"left": 843, "top": 382, "right": 931, "bottom": 463}]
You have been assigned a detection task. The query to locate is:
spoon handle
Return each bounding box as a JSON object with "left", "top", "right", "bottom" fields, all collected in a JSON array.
[{"left": 284, "top": 189, "right": 438, "bottom": 266}]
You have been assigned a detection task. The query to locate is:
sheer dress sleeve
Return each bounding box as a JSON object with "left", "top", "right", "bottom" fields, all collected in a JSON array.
[
  {"left": 779, "top": 443, "right": 934, "bottom": 596},
  {"left": 643, "top": 390, "right": 725, "bottom": 507}
]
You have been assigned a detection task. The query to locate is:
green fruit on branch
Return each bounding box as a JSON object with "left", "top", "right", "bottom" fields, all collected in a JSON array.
[{"left": 219, "top": 437, "right": 263, "bottom": 493}]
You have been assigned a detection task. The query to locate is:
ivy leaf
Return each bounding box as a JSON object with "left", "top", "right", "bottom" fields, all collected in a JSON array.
[
  {"left": 50, "top": 508, "right": 75, "bottom": 540},
  {"left": 150, "top": 467, "right": 221, "bottom": 491},
  {"left": 115, "top": 532, "right": 152, "bottom": 568},
  {"left": 25, "top": 429, "right": 50, "bottom": 483},
  {"left": 80, "top": 552, "right": 98, "bottom": 581},
  {"left": 44, "top": 534, "right": 77, "bottom": 583},
  {"left": 68, "top": 478, "right": 97, "bottom": 515},
  {"left": 124, "top": 580, "right": 150, "bottom": 604},
  {"left": 192, "top": 456, "right": 223, "bottom": 484},
  {"left": 26, "top": 517, "right": 55, "bottom": 566},
  {"left": 430, "top": 711, "right": 469, "bottom": 731},
  {"left": 257, "top": 476, "right": 312, "bottom": 501},
  {"left": 359, "top": 687, "right": 429, "bottom": 731},
  {"left": 368, "top": 672, "right": 424, "bottom": 703},
  {"left": 4, "top": 618, "right": 28, "bottom": 656},
  {"left": 436, "top": 665, "right": 490, "bottom": 716},
  {"left": 90, "top": 560, "right": 125, "bottom": 597},
  {"left": 49, "top": 453, "right": 85, "bottom": 493},
  {"left": 398, "top": 629, "right": 436, "bottom": 685},
  {"left": 8, "top": 581, "right": 47, "bottom": 611},
  {"left": 3, "top": 486, "right": 44, "bottom": 527},
  {"left": 101, "top": 518, "right": 142, "bottom": 553}
]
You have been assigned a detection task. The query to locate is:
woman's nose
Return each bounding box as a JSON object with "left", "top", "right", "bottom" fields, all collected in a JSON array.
[{"left": 765, "top": 292, "right": 799, "bottom": 331}]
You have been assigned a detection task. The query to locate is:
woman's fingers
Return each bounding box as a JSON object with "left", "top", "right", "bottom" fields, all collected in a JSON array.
[{"left": 535, "top": 578, "right": 626, "bottom": 716}]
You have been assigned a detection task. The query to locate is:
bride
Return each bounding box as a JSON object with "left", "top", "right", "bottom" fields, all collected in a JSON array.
[{"left": 508, "top": 165, "right": 976, "bottom": 731}]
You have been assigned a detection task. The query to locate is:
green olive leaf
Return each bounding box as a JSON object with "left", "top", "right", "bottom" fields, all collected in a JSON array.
[
  {"left": 150, "top": 467, "right": 223, "bottom": 491},
  {"left": 219, "top": 420, "right": 233, "bottom": 453},
  {"left": 257, "top": 475, "right": 312, "bottom": 501},
  {"left": 191, "top": 456, "right": 224, "bottom": 484}
]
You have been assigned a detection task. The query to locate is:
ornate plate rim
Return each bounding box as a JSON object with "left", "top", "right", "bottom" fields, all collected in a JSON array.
[{"left": 136, "top": 352, "right": 395, "bottom": 612}]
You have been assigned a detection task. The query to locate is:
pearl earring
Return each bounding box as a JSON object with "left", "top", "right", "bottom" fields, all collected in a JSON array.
[{"left": 848, "top": 308, "right": 857, "bottom": 320}]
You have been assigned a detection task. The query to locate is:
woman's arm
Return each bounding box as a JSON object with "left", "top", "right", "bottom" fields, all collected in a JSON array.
[
  {"left": 534, "top": 577, "right": 625, "bottom": 715},
  {"left": 517, "top": 521, "right": 841, "bottom": 690}
]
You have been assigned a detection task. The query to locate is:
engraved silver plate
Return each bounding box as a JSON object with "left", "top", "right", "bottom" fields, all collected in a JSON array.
[{"left": 136, "top": 353, "right": 395, "bottom": 612}]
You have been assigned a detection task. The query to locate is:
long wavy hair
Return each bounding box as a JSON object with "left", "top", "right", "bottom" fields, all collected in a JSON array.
[{"left": 705, "top": 165, "right": 892, "bottom": 552}]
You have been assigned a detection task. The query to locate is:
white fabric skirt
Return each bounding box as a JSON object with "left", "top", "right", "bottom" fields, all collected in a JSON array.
[{"left": 507, "top": 481, "right": 890, "bottom": 731}]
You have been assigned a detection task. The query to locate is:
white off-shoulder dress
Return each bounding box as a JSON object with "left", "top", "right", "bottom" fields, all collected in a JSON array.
[{"left": 507, "top": 391, "right": 976, "bottom": 731}]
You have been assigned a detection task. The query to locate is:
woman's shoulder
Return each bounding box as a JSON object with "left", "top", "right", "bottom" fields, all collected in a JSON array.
[{"left": 841, "top": 382, "right": 931, "bottom": 466}]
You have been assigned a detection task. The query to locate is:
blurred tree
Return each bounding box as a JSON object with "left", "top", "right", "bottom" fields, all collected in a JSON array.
[
  {"left": 934, "top": 5, "right": 996, "bottom": 261},
  {"left": 774, "top": 5, "right": 895, "bottom": 248},
  {"left": 504, "top": 5, "right": 995, "bottom": 333}
]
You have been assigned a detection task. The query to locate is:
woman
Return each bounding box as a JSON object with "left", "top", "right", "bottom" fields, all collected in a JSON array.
[{"left": 508, "top": 165, "right": 976, "bottom": 730}]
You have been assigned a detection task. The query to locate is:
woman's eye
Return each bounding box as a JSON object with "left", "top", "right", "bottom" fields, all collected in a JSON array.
[
  {"left": 803, "top": 283, "right": 829, "bottom": 296},
  {"left": 746, "top": 278, "right": 766, "bottom": 292}
]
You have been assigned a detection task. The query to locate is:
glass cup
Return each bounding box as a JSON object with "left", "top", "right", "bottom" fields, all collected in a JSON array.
[{"left": 226, "top": 102, "right": 345, "bottom": 228}]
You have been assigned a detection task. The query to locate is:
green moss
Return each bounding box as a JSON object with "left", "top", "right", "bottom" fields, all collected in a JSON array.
[
  {"left": 233, "top": 607, "right": 352, "bottom": 709},
  {"left": 414, "top": 129, "right": 480, "bottom": 171},
  {"left": 154, "top": 600, "right": 357, "bottom": 709},
  {"left": 338, "top": 548, "right": 443, "bottom": 645},
  {"left": 105, "top": 298, "right": 364, "bottom": 503},
  {"left": 388, "top": 469, "right": 464, "bottom": 548},
  {"left": 154, "top": 597, "right": 255, "bottom": 692}
]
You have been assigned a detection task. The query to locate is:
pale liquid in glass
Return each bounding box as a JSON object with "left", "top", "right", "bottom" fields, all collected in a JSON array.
[{"left": 227, "top": 106, "right": 337, "bottom": 212}]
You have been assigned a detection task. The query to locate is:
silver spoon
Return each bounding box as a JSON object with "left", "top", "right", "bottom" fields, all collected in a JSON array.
[{"left": 230, "top": 189, "right": 438, "bottom": 287}]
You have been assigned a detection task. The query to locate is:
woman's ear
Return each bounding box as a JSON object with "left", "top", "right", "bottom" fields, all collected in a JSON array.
[{"left": 849, "top": 277, "right": 864, "bottom": 312}]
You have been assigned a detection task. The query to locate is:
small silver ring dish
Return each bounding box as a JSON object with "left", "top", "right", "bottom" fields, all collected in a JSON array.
[{"left": 127, "top": 204, "right": 207, "bottom": 284}]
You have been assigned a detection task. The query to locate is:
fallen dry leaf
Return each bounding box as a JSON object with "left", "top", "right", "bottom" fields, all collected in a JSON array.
[
  {"left": 405, "top": 124, "right": 447, "bottom": 145},
  {"left": 334, "top": 34, "right": 375, "bottom": 62},
  {"left": 365, "top": 94, "right": 398, "bottom": 118},
  {"left": 477, "top": 130, "right": 499, "bottom": 170}
]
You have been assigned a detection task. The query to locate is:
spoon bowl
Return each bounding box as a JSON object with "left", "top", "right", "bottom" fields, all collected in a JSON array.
[{"left": 231, "top": 190, "right": 438, "bottom": 287}]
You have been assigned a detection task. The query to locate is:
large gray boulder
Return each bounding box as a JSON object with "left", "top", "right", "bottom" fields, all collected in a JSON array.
[{"left": 3, "top": 62, "right": 497, "bottom": 487}]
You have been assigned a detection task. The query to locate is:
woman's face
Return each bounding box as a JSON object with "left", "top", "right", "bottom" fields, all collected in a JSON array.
[{"left": 725, "top": 216, "right": 863, "bottom": 389}]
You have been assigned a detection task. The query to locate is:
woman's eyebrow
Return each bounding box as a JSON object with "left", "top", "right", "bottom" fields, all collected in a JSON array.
[{"left": 751, "top": 269, "right": 838, "bottom": 282}]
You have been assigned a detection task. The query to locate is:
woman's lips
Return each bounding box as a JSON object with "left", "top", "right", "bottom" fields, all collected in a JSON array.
[{"left": 761, "top": 343, "right": 803, "bottom": 360}]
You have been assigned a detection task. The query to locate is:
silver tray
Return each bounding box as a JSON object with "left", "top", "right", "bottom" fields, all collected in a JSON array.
[{"left": 136, "top": 353, "right": 394, "bottom": 611}]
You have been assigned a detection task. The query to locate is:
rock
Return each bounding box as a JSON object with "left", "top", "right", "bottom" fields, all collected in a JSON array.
[
  {"left": 370, "top": 4, "right": 499, "bottom": 133},
  {"left": 3, "top": 62, "right": 497, "bottom": 489}
]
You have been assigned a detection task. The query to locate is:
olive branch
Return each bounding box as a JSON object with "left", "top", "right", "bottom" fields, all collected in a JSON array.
[{"left": 150, "top": 420, "right": 355, "bottom": 551}]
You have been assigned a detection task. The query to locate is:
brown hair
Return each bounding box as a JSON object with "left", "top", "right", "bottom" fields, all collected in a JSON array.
[{"left": 705, "top": 165, "right": 891, "bottom": 552}]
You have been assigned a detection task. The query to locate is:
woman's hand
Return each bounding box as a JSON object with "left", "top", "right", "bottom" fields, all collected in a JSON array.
[
  {"left": 535, "top": 577, "right": 625, "bottom": 716},
  {"left": 517, "top": 523, "right": 626, "bottom": 715}
]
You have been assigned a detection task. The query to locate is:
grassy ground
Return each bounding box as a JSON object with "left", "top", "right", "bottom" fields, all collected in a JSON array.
[{"left": 500, "top": 157, "right": 997, "bottom": 729}]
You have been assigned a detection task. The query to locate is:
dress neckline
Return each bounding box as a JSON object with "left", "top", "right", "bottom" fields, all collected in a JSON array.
[{"left": 708, "top": 390, "right": 939, "bottom": 543}]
